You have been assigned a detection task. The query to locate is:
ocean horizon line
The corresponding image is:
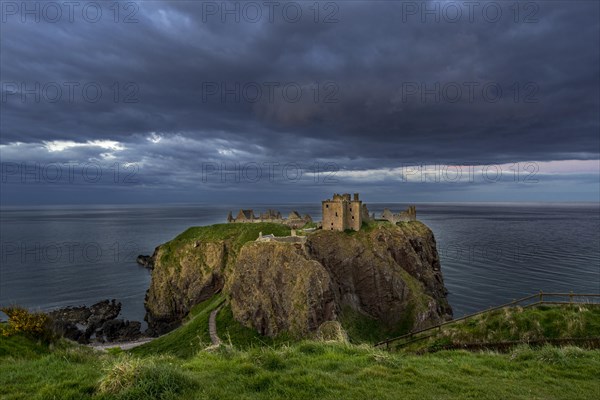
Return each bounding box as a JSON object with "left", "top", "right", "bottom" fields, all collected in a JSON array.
[{"left": 1, "top": 200, "right": 599, "bottom": 211}]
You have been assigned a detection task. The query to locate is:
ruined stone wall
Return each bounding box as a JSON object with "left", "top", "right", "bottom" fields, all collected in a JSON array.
[
  {"left": 322, "top": 201, "right": 347, "bottom": 231},
  {"left": 398, "top": 205, "right": 417, "bottom": 222},
  {"left": 381, "top": 206, "right": 417, "bottom": 223},
  {"left": 229, "top": 208, "right": 311, "bottom": 225},
  {"left": 333, "top": 193, "right": 351, "bottom": 202},
  {"left": 347, "top": 200, "right": 362, "bottom": 231},
  {"left": 257, "top": 236, "right": 307, "bottom": 244},
  {"left": 256, "top": 218, "right": 284, "bottom": 224},
  {"left": 361, "top": 204, "right": 371, "bottom": 223}
]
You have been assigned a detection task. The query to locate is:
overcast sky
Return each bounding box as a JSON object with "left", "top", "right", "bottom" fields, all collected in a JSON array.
[{"left": 1, "top": 0, "right": 598, "bottom": 204}]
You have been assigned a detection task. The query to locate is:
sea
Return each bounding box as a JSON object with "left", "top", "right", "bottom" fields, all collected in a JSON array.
[{"left": 1, "top": 203, "right": 599, "bottom": 324}]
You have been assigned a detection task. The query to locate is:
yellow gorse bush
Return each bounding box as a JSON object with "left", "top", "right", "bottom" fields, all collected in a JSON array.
[{"left": 1, "top": 306, "right": 54, "bottom": 341}]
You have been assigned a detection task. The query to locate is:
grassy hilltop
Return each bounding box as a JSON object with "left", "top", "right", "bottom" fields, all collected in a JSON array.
[{"left": 2, "top": 302, "right": 600, "bottom": 399}]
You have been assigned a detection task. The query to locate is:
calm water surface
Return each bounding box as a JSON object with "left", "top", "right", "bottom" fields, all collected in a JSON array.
[{"left": 1, "top": 203, "right": 598, "bottom": 321}]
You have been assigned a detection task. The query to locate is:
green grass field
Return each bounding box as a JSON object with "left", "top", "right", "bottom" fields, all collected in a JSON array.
[
  {"left": 2, "top": 299, "right": 600, "bottom": 399},
  {"left": 2, "top": 334, "right": 599, "bottom": 399}
]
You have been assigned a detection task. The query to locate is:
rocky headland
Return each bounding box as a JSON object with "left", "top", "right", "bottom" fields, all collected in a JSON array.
[{"left": 143, "top": 221, "right": 452, "bottom": 339}]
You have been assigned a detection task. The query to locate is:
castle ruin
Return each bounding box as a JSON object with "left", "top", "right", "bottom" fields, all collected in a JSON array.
[
  {"left": 228, "top": 193, "right": 417, "bottom": 234},
  {"left": 322, "top": 193, "right": 371, "bottom": 231},
  {"left": 227, "top": 208, "right": 312, "bottom": 228},
  {"left": 380, "top": 206, "right": 417, "bottom": 223}
]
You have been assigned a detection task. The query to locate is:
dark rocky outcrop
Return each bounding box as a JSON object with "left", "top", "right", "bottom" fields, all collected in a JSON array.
[
  {"left": 48, "top": 300, "right": 143, "bottom": 343},
  {"left": 97, "top": 319, "right": 143, "bottom": 342},
  {"left": 136, "top": 255, "right": 154, "bottom": 268},
  {"left": 144, "top": 221, "right": 453, "bottom": 339},
  {"left": 136, "top": 246, "right": 160, "bottom": 269}
]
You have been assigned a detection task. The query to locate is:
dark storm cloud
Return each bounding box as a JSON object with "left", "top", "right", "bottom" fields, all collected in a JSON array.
[{"left": 1, "top": 0, "right": 599, "bottom": 169}]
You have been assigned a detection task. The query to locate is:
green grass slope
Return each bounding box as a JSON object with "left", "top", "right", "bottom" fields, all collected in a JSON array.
[
  {"left": 131, "top": 295, "right": 224, "bottom": 358},
  {"left": 393, "top": 304, "right": 600, "bottom": 353},
  {"left": 2, "top": 332, "right": 600, "bottom": 400},
  {"left": 3, "top": 302, "right": 600, "bottom": 399},
  {"left": 132, "top": 295, "right": 292, "bottom": 358},
  {"left": 0, "top": 333, "right": 103, "bottom": 400},
  {"left": 182, "top": 343, "right": 600, "bottom": 400}
]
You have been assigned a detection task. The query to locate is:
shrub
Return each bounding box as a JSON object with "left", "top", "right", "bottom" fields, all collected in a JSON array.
[
  {"left": 1, "top": 306, "right": 54, "bottom": 342},
  {"left": 316, "top": 321, "right": 349, "bottom": 343},
  {"left": 98, "top": 356, "right": 144, "bottom": 394},
  {"left": 98, "top": 356, "right": 196, "bottom": 398}
]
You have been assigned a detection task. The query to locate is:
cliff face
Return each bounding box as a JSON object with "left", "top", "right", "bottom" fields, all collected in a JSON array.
[
  {"left": 227, "top": 242, "right": 336, "bottom": 337},
  {"left": 305, "top": 224, "right": 452, "bottom": 331},
  {"left": 145, "top": 241, "right": 228, "bottom": 335},
  {"left": 144, "top": 222, "right": 452, "bottom": 338},
  {"left": 144, "top": 223, "right": 291, "bottom": 335}
]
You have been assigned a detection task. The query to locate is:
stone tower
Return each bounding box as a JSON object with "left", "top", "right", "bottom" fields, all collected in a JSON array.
[{"left": 322, "top": 193, "right": 363, "bottom": 231}]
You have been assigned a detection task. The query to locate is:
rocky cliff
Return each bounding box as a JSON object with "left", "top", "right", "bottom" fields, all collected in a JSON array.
[
  {"left": 144, "top": 222, "right": 452, "bottom": 339},
  {"left": 228, "top": 242, "right": 336, "bottom": 337},
  {"left": 144, "top": 223, "right": 291, "bottom": 335},
  {"left": 145, "top": 241, "right": 228, "bottom": 335}
]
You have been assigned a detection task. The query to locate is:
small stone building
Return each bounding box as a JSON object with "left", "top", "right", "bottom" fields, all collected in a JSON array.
[
  {"left": 288, "top": 210, "right": 301, "bottom": 220},
  {"left": 235, "top": 209, "right": 256, "bottom": 222}
]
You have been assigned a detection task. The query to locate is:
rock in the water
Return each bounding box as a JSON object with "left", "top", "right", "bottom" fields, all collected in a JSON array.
[
  {"left": 89, "top": 300, "right": 121, "bottom": 321},
  {"left": 97, "top": 319, "right": 143, "bottom": 342},
  {"left": 47, "top": 305, "right": 89, "bottom": 323},
  {"left": 136, "top": 255, "right": 154, "bottom": 268},
  {"left": 136, "top": 246, "right": 160, "bottom": 268},
  {"left": 48, "top": 299, "right": 142, "bottom": 343}
]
